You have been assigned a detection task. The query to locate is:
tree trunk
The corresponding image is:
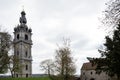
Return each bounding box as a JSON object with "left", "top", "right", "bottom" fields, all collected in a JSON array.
[
  {"left": 9, "top": 68, "right": 15, "bottom": 78},
  {"left": 117, "top": 76, "right": 120, "bottom": 80},
  {"left": 48, "top": 67, "right": 50, "bottom": 77},
  {"left": 11, "top": 73, "right": 14, "bottom": 78},
  {"left": 116, "top": 75, "right": 120, "bottom": 80},
  {"left": 10, "top": 70, "right": 14, "bottom": 78}
]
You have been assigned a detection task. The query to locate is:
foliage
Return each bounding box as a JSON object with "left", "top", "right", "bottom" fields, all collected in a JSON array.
[
  {"left": 0, "top": 31, "right": 20, "bottom": 77},
  {"left": 0, "top": 32, "right": 12, "bottom": 73},
  {"left": 49, "top": 75, "right": 76, "bottom": 80},
  {"left": 92, "top": 23, "right": 120, "bottom": 80}
]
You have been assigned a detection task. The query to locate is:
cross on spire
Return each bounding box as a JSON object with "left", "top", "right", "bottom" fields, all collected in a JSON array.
[{"left": 22, "top": 5, "right": 24, "bottom": 11}]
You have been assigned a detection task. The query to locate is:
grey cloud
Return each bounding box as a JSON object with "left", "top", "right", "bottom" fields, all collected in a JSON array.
[
  {"left": 71, "top": 35, "right": 104, "bottom": 54},
  {"left": 34, "top": 0, "right": 106, "bottom": 19},
  {"left": 0, "top": 0, "right": 19, "bottom": 9}
]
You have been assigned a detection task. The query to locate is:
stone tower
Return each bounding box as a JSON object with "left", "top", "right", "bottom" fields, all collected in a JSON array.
[{"left": 13, "top": 11, "right": 32, "bottom": 77}]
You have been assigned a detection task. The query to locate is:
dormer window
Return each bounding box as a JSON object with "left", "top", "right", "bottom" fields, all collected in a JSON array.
[{"left": 25, "top": 34, "right": 28, "bottom": 40}]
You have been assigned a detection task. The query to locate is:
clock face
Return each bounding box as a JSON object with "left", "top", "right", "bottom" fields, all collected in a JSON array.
[{"left": 24, "top": 45, "right": 28, "bottom": 49}]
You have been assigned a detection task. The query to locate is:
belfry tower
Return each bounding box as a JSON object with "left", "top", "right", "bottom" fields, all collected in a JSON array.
[{"left": 13, "top": 11, "right": 32, "bottom": 77}]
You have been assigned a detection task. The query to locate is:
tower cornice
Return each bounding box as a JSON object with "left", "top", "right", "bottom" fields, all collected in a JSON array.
[{"left": 13, "top": 40, "right": 33, "bottom": 45}]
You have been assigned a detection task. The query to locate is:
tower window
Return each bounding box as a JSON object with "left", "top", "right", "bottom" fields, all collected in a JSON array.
[
  {"left": 17, "top": 34, "right": 19, "bottom": 39},
  {"left": 16, "top": 74, "right": 18, "bottom": 77},
  {"left": 25, "top": 34, "right": 28, "bottom": 40},
  {"left": 26, "top": 64, "right": 28, "bottom": 70},
  {"left": 25, "top": 51, "right": 28, "bottom": 57},
  {"left": 91, "top": 72, "right": 93, "bottom": 75},
  {"left": 90, "top": 78, "right": 95, "bottom": 80},
  {"left": 26, "top": 73, "right": 28, "bottom": 78},
  {"left": 83, "top": 72, "right": 85, "bottom": 75},
  {"left": 17, "top": 51, "right": 19, "bottom": 56}
]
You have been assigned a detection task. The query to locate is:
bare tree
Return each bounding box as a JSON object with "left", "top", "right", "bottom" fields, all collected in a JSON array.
[
  {"left": 8, "top": 55, "right": 21, "bottom": 78},
  {"left": 40, "top": 59, "right": 55, "bottom": 77},
  {"left": 102, "top": 0, "right": 120, "bottom": 32},
  {"left": 55, "top": 39, "right": 76, "bottom": 80}
]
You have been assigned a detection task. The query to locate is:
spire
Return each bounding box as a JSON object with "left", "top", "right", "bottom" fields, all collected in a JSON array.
[{"left": 19, "top": 10, "right": 27, "bottom": 24}]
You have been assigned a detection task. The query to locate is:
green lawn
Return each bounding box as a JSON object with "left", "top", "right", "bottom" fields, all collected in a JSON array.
[{"left": 0, "top": 77, "right": 51, "bottom": 80}]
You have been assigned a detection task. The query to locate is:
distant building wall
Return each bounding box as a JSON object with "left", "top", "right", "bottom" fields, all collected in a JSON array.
[
  {"left": 81, "top": 70, "right": 111, "bottom": 80},
  {"left": 80, "top": 62, "right": 111, "bottom": 80}
]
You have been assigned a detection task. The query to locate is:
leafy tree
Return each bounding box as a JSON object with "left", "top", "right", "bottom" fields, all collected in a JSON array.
[
  {"left": 54, "top": 39, "right": 76, "bottom": 80},
  {"left": 92, "top": 23, "right": 120, "bottom": 80},
  {"left": 0, "top": 32, "right": 11, "bottom": 73},
  {"left": 40, "top": 59, "right": 55, "bottom": 77},
  {"left": 0, "top": 30, "right": 20, "bottom": 77}
]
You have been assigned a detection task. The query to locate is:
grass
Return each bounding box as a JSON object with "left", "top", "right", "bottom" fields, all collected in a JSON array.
[{"left": 0, "top": 77, "right": 51, "bottom": 80}]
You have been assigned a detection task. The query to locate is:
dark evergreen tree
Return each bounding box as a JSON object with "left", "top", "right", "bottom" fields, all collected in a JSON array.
[{"left": 92, "top": 23, "right": 120, "bottom": 80}]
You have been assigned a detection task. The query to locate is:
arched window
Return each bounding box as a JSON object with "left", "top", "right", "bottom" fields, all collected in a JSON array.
[
  {"left": 90, "top": 78, "right": 95, "bottom": 80},
  {"left": 17, "top": 51, "right": 19, "bottom": 56},
  {"left": 26, "top": 64, "right": 28, "bottom": 70},
  {"left": 83, "top": 72, "right": 85, "bottom": 75},
  {"left": 25, "top": 34, "right": 28, "bottom": 40},
  {"left": 25, "top": 51, "right": 28, "bottom": 57},
  {"left": 26, "top": 73, "right": 28, "bottom": 78},
  {"left": 17, "top": 34, "right": 19, "bottom": 39},
  {"left": 16, "top": 74, "right": 18, "bottom": 77},
  {"left": 91, "top": 72, "right": 93, "bottom": 75}
]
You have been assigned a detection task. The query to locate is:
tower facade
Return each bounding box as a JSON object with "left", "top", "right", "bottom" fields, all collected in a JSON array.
[{"left": 13, "top": 11, "right": 32, "bottom": 77}]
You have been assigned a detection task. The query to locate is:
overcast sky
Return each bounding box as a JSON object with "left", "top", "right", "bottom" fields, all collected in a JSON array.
[{"left": 0, "top": 0, "right": 109, "bottom": 75}]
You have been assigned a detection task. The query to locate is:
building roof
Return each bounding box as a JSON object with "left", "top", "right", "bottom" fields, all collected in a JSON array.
[{"left": 81, "top": 62, "right": 96, "bottom": 70}]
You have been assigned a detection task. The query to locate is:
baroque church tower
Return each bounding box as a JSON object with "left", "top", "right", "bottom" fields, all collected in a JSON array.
[{"left": 13, "top": 11, "right": 32, "bottom": 77}]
